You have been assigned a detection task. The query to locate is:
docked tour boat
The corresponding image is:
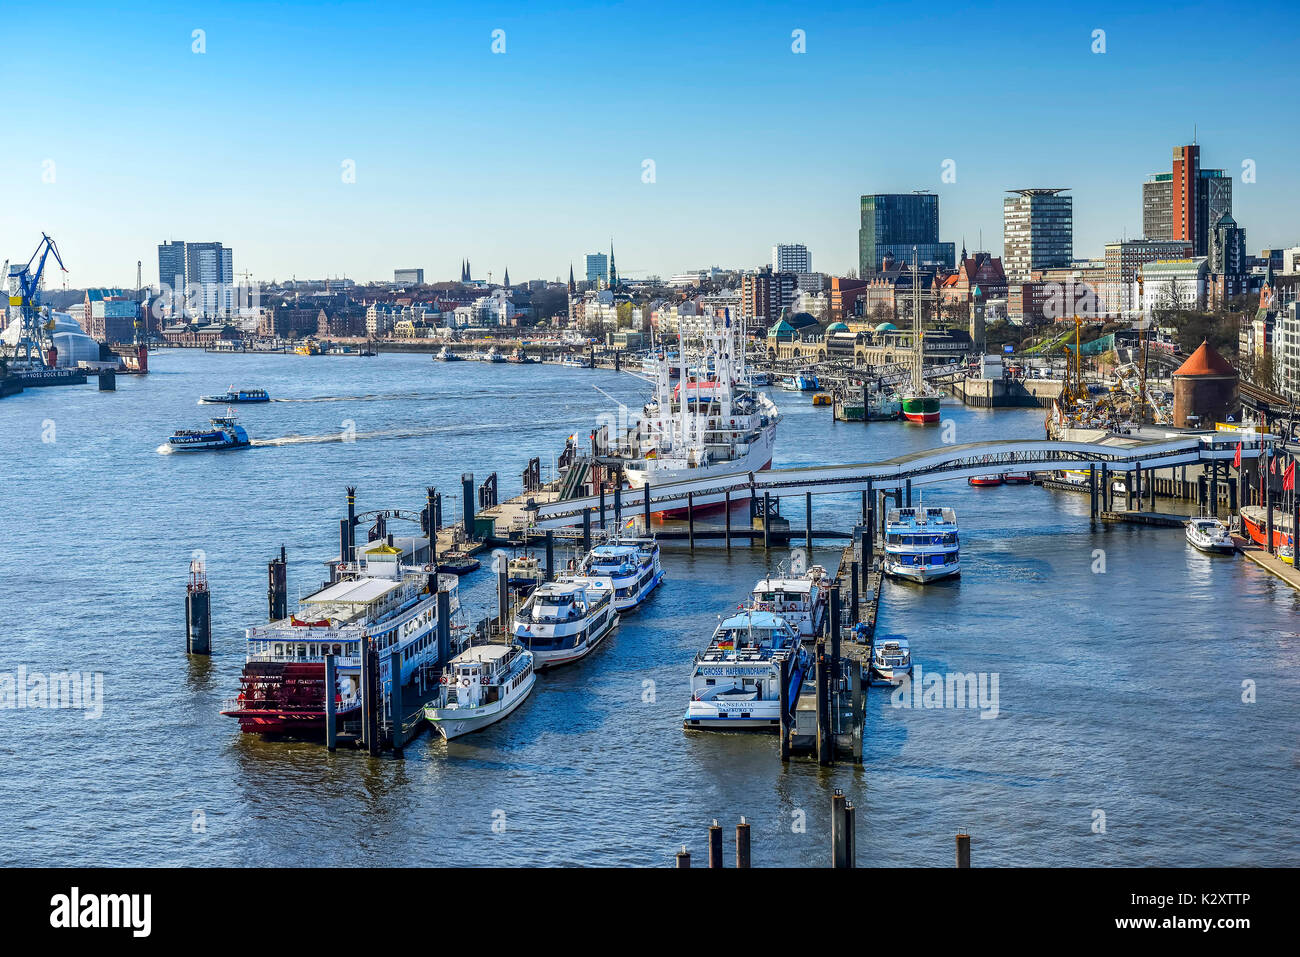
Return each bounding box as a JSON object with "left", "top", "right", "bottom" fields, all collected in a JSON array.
[
  {"left": 507, "top": 553, "right": 545, "bottom": 591},
  {"left": 199, "top": 386, "right": 269, "bottom": 404},
  {"left": 869, "top": 636, "right": 912, "bottom": 686},
  {"left": 167, "top": 412, "right": 250, "bottom": 452},
  {"left": 967, "top": 475, "right": 1003, "bottom": 487},
  {"left": 437, "top": 549, "right": 482, "bottom": 576},
  {"left": 683, "top": 609, "right": 808, "bottom": 731},
  {"left": 424, "top": 642, "right": 535, "bottom": 740},
  {"left": 749, "top": 562, "right": 829, "bottom": 639},
  {"left": 222, "top": 542, "right": 461, "bottom": 735},
  {"left": 1185, "top": 517, "right": 1235, "bottom": 555},
  {"left": 578, "top": 537, "right": 664, "bottom": 612},
  {"left": 1239, "top": 506, "right": 1295, "bottom": 557},
  {"left": 511, "top": 576, "right": 618, "bottom": 670},
  {"left": 883, "top": 505, "right": 961, "bottom": 582},
  {"left": 778, "top": 372, "right": 819, "bottom": 391}
]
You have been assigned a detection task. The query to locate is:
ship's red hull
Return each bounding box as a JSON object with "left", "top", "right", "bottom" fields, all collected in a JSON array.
[
  {"left": 903, "top": 410, "right": 941, "bottom": 424},
  {"left": 1242, "top": 514, "right": 1295, "bottom": 552},
  {"left": 651, "top": 459, "right": 772, "bottom": 519},
  {"left": 224, "top": 660, "right": 349, "bottom": 736},
  {"left": 967, "top": 476, "right": 1003, "bottom": 487}
]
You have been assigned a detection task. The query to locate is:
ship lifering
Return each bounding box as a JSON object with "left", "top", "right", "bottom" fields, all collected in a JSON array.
[
  {"left": 439, "top": 675, "right": 447, "bottom": 684},
  {"left": 424, "top": 564, "right": 434, "bottom": 573},
  {"left": 461, "top": 677, "right": 471, "bottom": 688}
]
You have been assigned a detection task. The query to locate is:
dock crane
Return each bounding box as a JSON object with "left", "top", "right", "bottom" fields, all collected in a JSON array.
[{"left": 5, "top": 233, "right": 68, "bottom": 369}]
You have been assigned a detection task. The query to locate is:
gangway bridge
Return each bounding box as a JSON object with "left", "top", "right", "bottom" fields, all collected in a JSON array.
[{"left": 527, "top": 431, "right": 1274, "bottom": 529}]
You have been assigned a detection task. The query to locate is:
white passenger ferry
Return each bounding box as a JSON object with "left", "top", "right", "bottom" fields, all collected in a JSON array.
[
  {"left": 578, "top": 537, "right": 663, "bottom": 612},
  {"left": 424, "top": 642, "right": 535, "bottom": 740},
  {"left": 222, "top": 541, "right": 461, "bottom": 734},
  {"left": 511, "top": 576, "right": 618, "bottom": 669},
  {"left": 869, "top": 636, "right": 912, "bottom": 686},
  {"left": 683, "top": 609, "right": 808, "bottom": 731},
  {"left": 750, "top": 563, "right": 829, "bottom": 639},
  {"left": 883, "top": 505, "right": 961, "bottom": 582}
]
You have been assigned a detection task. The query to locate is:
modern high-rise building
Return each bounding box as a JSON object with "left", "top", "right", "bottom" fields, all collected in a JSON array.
[
  {"left": 1002, "top": 189, "right": 1073, "bottom": 282},
  {"left": 585, "top": 252, "right": 609, "bottom": 285},
  {"left": 772, "top": 244, "right": 811, "bottom": 274},
  {"left": 858, "top": 193, "right": 954, "bottom": 276},
  {"left": 1141, "top": 144, "right": 1232, "bottom": 255},
  {"left": 157, "top": 240, "right": 234, "bottom": 317},
  {"left": 394, "top": 268, "right": 424, "bottom": 285},
  {"left": 1101, "top": 239, "right": 1194, "bottom": 316},
  {"left": 157, "top": 241, "right": 186, "bottom": 292}
]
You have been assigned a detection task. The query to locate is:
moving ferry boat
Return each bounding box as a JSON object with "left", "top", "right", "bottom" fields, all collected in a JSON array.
[
  {"left": 578, "top": 538, "right": 664, "bottom": 612},
  {"left": 1185, "top": 517, "right": 1235, "bottom": 555},
  {"left": 511, "top": 576, "right": 617, "bottom": 670},
  {"left": 424, "top": 642, "right": 535, "bottom": 740},
  {"left": 869, "top": 636, "right": 912, "bottom": 686},
  {"left": 199, "top": 386, "right": 270, "bottom": 404},
  {"left": 167, "top": 412, "right": 250, "bottom": 452},
  {"left": 750, "top": 564, "right": 829, "bottom": 639},
  {"left": 883, "top": 506, "right": 961, "bottom": 583},
  {"left": 613, "top": 318, "right": 779, "bottom": 509},
  {"left": 222, "top": 543, "right": 461, "bottom": 734},
  {"left": 684, "top": 609, "right": 808, "bottom": 731}
]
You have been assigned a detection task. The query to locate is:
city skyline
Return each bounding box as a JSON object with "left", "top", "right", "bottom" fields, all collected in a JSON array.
[{"left": 3, "top": 0, "right": 1297, "bottom": 287}]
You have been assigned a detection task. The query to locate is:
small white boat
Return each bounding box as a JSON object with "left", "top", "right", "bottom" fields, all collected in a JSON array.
[
  {"left": 1185, "top": 517, "right": 1235, "bottom": 555},
  {"left": 424, "top": 642, "right": 535, "bottom": 740},
  {"left": 511, "top": 576, "right": 618, "bottom": 670},
  {"left": 507, "top": 553, "right": 545, "bottom": 592},
  {"left": 869, "top": 637, "right": 912, "bottom": 686}
]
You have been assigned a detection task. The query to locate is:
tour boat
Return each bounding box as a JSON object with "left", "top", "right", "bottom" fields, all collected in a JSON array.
[
  {"left": 437, "top": 549, "right": 482, "bottom": 576},
  {"left": 424, "top": 642, "right": 535, "bottom": 740},
  {"left": 199, "top": 386, "right": 269, "bottom": 404},
  {"left": 683, "top": 608, "right": 808, "bottom": 731},
  {"left": 1185, "top": 517, "right": 1235, "bottom": 555},
  {"left": 167, "top": 413, "right": 250, "bottom": 452},
  {"left": 883, "top": 505, "right": 960, "bottom": 582},
  {"left": 749, "top": 562, "right": 829, "bottom": 639},
  {"left": 616, "top": 317, "right": 779, "bottom": 513},
  {"left": 1239, "top": 506, "right": 1296, "bottom": 557},
  {"left": 812, "top": 392, "right": 833, "bottom": 406},
  {"left": 869, "top": 636, "right": 912, "bottom": 687},
  {"left": 1002, "top": 471, "right": 1033, "bottom": 485},
  {"left": 967, "top": 475, "right": 1004, "bottom": 487},
  {"left": 511, "top": 576, "right": 618, "bottom": 670},
  {"left": 778, "top": 372, "right": 819, "bottom": 391},
  {"left": 434, "top": 346, "right": 463, "bottom": 361},
  {"left": 482, "top": 346, "right": 506, "bottom": 363},
  {"left": 560, "top": 354, "right": 592, "bottom": 368},
  {"left": 578, "top": 537, "right": 664, "bottom": 612},
  {"left": 222, "top": 542, "right": 461, "bottom": 735}
]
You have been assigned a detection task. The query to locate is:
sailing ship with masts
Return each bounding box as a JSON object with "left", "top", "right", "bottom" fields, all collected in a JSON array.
[{"left": 901, "top": 249, "right": 942, "bottom": 423}]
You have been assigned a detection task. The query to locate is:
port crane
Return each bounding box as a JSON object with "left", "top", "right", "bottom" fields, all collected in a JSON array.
[{"left": 5, "top": 233, "right": 68, "bottom": 369}]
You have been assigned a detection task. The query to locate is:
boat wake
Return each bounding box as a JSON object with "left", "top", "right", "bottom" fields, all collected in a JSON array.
[
  {"left": 249, "top": 421, "right": 524, "bottom": 447},
  {"left": 156, "top": 444, "right": 175, "bottom": 454},
  {"left": 270, "top": 391, "right": 442, "bottom": 404}
]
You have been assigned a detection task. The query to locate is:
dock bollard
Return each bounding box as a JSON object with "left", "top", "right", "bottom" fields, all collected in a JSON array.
[
  {"left": 736, "top": 818, "right": 751, "bottom": 869},
  {"left": 675, "top": 846, "right": 691, "bottom": 869},
  {"left": 267, "top": 545, "right": 287, "bottom": 621},
  {"left": 98, "top": 369, "right": 116, "bottom": 391},
  {"left": 708, "top": 820, "right": 723, "bottom": 868},
  {"left": 844, "top": 800, "right": 856, "bottom": 868},
  {"left": 389, "top": 648, "right": 404, "bottom": 758},
  {"left": 544, "top": 531, "right": 554, "bottom": 583},
  {"left": 956, "top": 832, "right": 971, "bottom": 868},
  {"left": 324, "top": 653, "right": 337, "bottom": 752},
  {"left": 186, "top": 556, "right": 211, "bottom": 655}
]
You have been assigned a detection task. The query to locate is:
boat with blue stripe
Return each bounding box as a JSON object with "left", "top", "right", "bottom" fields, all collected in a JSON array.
[{"left": 684, "top": 608, "right": 808, "bottom": 732}]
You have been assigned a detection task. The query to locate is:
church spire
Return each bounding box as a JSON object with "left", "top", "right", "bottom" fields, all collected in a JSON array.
[
  {"left": 608, "top": 240, "right": 617, "bottom": 289},
  {"left": 568, "top": 263, "right": 575, "bottom": 294},
  {"left": 503, "top": 266, "right": 510, "bottom": 287}
]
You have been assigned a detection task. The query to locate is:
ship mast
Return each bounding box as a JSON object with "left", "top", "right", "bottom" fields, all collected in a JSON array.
[{"left": 911, "top": 247, "right": 923, "bottom": 393}]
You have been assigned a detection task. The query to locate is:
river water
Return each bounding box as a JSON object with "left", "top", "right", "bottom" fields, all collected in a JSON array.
[{"left": 1, "top": 350, "right": 1296, "bottom": 867}]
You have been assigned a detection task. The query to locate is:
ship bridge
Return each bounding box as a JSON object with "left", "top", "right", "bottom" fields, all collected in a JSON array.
[{"left": 527, "top": 431, "right": 1274, "bottom": 529}]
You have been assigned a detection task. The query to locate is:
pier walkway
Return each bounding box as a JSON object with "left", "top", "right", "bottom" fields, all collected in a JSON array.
[{"left": 529, "top": 433, "right": 1274, "bottom": 529}]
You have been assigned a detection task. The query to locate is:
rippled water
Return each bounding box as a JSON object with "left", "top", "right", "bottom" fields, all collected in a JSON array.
[{"left": 2, "top": 350, "right": 1296, "bottom": 866}]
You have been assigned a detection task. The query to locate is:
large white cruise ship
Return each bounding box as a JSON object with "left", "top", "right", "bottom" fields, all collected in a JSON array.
[{"left": 613, "top": 316, "right": 779, "bottom": 505}]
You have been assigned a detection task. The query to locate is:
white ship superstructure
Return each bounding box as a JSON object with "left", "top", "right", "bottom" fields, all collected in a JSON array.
[{"left": 511, "top": 576, "right": 618, "bottom": 670}]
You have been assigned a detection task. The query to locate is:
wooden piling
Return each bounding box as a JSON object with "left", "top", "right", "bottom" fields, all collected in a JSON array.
[
  {"left": 1210, "top": 460, "right": 1219, "bottom": 518},
  {"left": 599, "top": 485, "right": 607, "bottom": 530},
  {"left": 724, "top": 489, "right": 732, "bottom": 551},
  {"left": 815, "top": 644, "right": 831, "bottom": 766},
  {"left": 389, "top": 649, "right": 404, "bottom": 757},
  {"left": 736, "top": 818, "right": 751, "bottom": 869},
  {"left": 763, "top": 492, "right": 771, "bottom": 549},
  {"left": 267, "top": 545, "right": 287, "bottom": 621},
  {"left": 675, "top": 846, "right": 691, "bottom": 868},
  {"left": 805, "top": 491, "right": 813, "bottom": 550},
  {"left": 687, "top": 492, "right": 695, "bottom": 550},
  {"left": 186, "top": 561, "right": 211, "bottom": 656},
  {"left": 778, "top": 653, "right": 791, "bottom": 762},
  {"left": 582, "top": 508, "right": 592, "bottom": 552},
  {"left": 849, "top": 562, "right": 859, "bottom": 625},
  {"left": 436, "top": 586, "right": 451, "bottom": 665},
  {"left": 844, "top": 800, "right": 856, "bottom": 868},
  {"left": 1089, "top": 465, "right": 1097, "bottom": 520},
  {"left": 708, "top": 820, "right": 723, "bottom": 868},
  {"left": 643, "top": 483, "right": 651, "bottom": 531},
  {"left": 324, "top": 653, "right": 337, "bottom": 752},
  {"left": 545, "top": 530, "right": 555, "bottom": 582},
  {"left": 905, "top": 478, "right": 912, "bottom": 508},
  {"left": 956, "top": 832, "right": 971, "bottom": 868},
  {"left": 831, "top": 790, "right": 847, "bottom": 868}
]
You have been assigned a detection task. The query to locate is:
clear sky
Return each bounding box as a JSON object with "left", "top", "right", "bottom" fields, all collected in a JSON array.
[{"left": 3, "top": 0, "right": 1296, "bottom": 288}]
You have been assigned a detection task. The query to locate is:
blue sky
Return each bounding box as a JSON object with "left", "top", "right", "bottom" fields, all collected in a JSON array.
[{"left": 2, "top": 0, "right": 1296, "bottom": 287}]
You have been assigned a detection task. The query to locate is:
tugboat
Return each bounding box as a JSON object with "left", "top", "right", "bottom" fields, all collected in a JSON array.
[
  {"left": 166, "top": 411, "right": 251, "bottom": 452},
  {"left": 507, "top": 553, "right": 545, "bottom": 592},
  {"left": 683, "top": 608, "right": 808, "bottom": 731},
  {"left": 424, "top": 641, "right": 536, "bottom": 740},
  {"left": 1185, "top": 517, "right": 1235, "bottom": 555},
  {"left": 434, "top": 346, "right": 464, "bottom": 361},
  {"left": 511, "top": 576, "right": 617, "bottom": 670},
  {"left": 199, "top": 386, "right": 270, "bottom": 404},
  {"left": 437, "top": 548, "right": 482, "bottom": 576}
]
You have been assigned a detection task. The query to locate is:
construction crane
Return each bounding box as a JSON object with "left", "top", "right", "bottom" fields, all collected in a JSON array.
[{"left": 5, "top": 233, "right": 68, "bottom": 369}]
